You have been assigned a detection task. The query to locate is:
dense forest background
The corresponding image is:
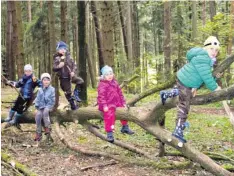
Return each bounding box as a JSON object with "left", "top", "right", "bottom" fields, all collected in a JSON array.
[{"left": 1, "top": 1, "right": 233, "bottom": 103}]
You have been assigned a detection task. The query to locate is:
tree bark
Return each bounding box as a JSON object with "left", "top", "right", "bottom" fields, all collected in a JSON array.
[
  {"left": 27, "top": 0, "right": 32, "bottom": 22},
  {"left": 209, "top": 1, "right": 216, "bottom": 21},
  {"left": 61, "top": 1, "right": 68, "bottom": 43},
  {"left": 202, "top": 0, "right": 206, "bottom": 26},
  {"left": 48, "top": 1, "right": 59, "bottom": 109},
  {"left": 15, "top": 1, "right": 25, "bottom": 78},
  {"left": 100, "top": 1, "right": 114, "bottom": 68},
  {"left": 78, "top": 1, "right": 87, "bottom": 103},
  {"left": 191, "top": 1, "right": 197, "bottom": 40},
  {"left": 90, "top": 1, "right": 104, "bottom": 71},
  {"left": 163, "top": 1, "right": 171, "bottom": 76}
]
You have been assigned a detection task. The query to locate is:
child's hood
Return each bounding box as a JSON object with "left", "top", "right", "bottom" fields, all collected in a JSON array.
[{"left": 186, "top": 47, "right": 208, "bottom": 62}]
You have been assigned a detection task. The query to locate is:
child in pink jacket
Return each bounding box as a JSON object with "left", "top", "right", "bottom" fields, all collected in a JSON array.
[{"left": 97, "top": 65, "right": 134, "bottom": 142}]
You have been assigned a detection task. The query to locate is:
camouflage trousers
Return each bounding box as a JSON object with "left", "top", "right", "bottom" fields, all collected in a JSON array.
[{"left": 176, "top": 80, "right": 193, "bottom": 126}]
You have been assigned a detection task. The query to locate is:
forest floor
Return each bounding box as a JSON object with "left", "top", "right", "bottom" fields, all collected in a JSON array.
[{"left": 1, "top": 87, "right": 234, "bottom": 176}]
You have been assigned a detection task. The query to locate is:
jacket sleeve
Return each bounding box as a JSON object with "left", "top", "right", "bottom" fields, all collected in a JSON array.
[
  {"left": 192, "top": 56, "right": 218, "bottom": 91},
  {"left": 117, "top": 83, "right": 126, "bottom": 105},
  {"left": 53, "top": 55, "right": 61, "bottom": 72},
  {"left": 15, "top": 79, "right": 24, "bottom": 88},
  {"left": 34, "top": 90, "right": 41, "bottom": 110},
  {"left": 46, "top": 87, "right": 55, "bottom": 109},
  {"left": 97, "top": 83, "right": 107, "bottom": 107}
]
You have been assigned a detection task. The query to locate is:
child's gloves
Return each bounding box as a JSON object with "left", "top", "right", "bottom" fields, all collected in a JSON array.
[
  {"left": 215, "top": 86, "right": 221, "bottom": 91},
  {"left": 70, "top": 72, "right": 75, "bottom": 77},
  {"left": 58, "top": 62, "right": 65, "bottom": 68},
  {"left": 103, "top": 106, "right": 109, "bottom": 112}
]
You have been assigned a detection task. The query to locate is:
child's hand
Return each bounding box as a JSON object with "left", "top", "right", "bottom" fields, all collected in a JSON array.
[
  {"left": 191, "top": 88, "right": 197, "bottom": 97},
  {"left": 103, "top": 106, "right": 109, "bottom": 112},
  {"left": 215, "top": 86, "right": 221, "bottom": 91},
  {"left": 124, "top": 104, "right": 130, "bottom": 111},
  {"left": 70, "top": 72, "right": 75, "bottom": 77},
  {"left": 34, "top": 110, "right": 38, "bottom": 116},
  {"left": 58, "top": 62, "right": 65, "bottom": 68},
  {"left": 216, "top": 72, "right": 223, "bottom": 79}
]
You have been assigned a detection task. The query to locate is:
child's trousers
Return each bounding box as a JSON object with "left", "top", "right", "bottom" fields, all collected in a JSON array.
[
  {"left": 35, "top": 108, "right": 51, "bottom": 134},
  {"left": 103, "top": 107, "right": 128, "bottom": 132},
  {"left": 176, "top": 80, "right": 193, "bottom": 126}
]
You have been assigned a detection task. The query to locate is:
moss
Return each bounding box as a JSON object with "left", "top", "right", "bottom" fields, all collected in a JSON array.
[{"left": 1, "top": 152, "right": 38, "bottom": 176}]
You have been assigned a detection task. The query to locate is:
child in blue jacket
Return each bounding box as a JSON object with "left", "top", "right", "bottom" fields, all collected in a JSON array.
[
  {"left": 5, "top": 64, "right": 42, "bottom": 126},
  {"left": 34, "top": 73, "right": 55, "bottom": 141}
]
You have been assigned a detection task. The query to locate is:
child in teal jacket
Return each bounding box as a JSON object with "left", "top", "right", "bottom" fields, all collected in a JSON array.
[{"left": 173, "top": 36, "right": 222, "bottom": 143}]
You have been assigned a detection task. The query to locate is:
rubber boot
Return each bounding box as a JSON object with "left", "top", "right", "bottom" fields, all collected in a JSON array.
[
  {"left": 34, "top": 133, "right": 42, "bottom": 141},
  {"left": 73, "top": 88, "right": 82, "bottom": 102},
  {"left": 120, "top": 125, "right": 134, "bottom": 135},
  {"left": 172, "top": 122, "right": 189, "bottom": 143},
  {"left": 5, "top": 109, "right": 15, "bottom": 122},
  {"left": 8, "top": 113, "right": 22, "bottom": 125},
  {"left": 107, "top": 132, "right": 114, "bottom": 143}
]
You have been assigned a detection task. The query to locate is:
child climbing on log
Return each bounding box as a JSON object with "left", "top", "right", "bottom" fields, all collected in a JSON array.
[
  {"left": 34, "top": 73, "right": 55, "bottom": 142},
  {"left": 97, "top": 65, "right": 134, "bottom": 143},
  {"left": 53, "top": 41, "right": 84, "bottom": 110},
  {"left": 172, "top": 36, "right": 222, "bottom": 144},
  {"left": 4, "top": 64, "right": 42, "bottom": 126}
]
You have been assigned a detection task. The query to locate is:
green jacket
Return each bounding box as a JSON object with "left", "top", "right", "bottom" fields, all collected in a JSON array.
[{"left": 177, "top": 47, "right": 217, "bottom": 91}]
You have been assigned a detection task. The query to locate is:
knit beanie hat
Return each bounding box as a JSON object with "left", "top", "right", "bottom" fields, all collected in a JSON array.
[
  {"left": 56, "top": 41, "right": 68, "bottom": 51},
  {"left": 101, "top": 65, "right": 113, "bottom": 76},
  {"left": 24, "top": 64, "right": 33, "bottom": 71},
  {"left": 203, "top": 36, "right": 220, "bottom": 50},
  {"left": 41, "top": 73, "right": 51, "bottom": 81}
]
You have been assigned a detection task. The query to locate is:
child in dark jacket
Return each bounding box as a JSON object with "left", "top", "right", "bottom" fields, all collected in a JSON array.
[
  {"left": 5, "top": 64, "right": 42, "bottom": 126},
  {"left": 53, "top": 41, "right": 84, "bottom": 110},
  {"left": 34, "top": 73, "right": 55, "bottom": 141},
  {"left": 97, "top": 65, "right": 134, "bottom": 142},
  {"left": 172, "top": 36, "right": 222, "bottom": 144}
]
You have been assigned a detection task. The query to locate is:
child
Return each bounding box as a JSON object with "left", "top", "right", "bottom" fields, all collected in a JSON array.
[
  {"left": 34, "top": 73, "right": 55, "bottom": 141},
  {"left": 53, "top": 41, "right": 84, "bottom": 110},
  {"left": 5, "top": 64, "right": 42, "bottom": 126},
  {"left": 172, "top": 36, "right": 222, "bottom": 143},
  {"left": 97, "top": 65, "right": 134, "bottom": 143}
]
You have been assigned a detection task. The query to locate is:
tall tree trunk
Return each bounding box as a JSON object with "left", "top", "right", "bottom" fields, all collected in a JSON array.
[
  {"left": 27, "top": 0, "right": 31, "bottom": 22},
  {"left": 132, "top": 1, "right": 140, "bottom": 68},
  {"left": 126, "top": 1, "right": 133, "bottom": 68},
  {"left": 61, "top": 1, "right": 68, "bottom": 42},
  {"left": 78, "top": 1, "right": 87, "bottom": 103},
  {"left": 15, "top": 1, "right": 25, "bottom": 78},
  {"left": 163, "top": 1, "right": 171, "bottom": 76},
  {"left": 6, "top": 1, "right": 15, "bottom": 80},
  {"left": 202, "top": 0, "right": 206, "bottom": 26},
  {"left": 192, "top": 1, "right": 197, "bottom": 40},
  {"left": 209, "top": 1, "right": 216, "bottom": 21},
  {"left": 48, "top": 1, "right": 59, "bottom": 109},
  {"left": 117, "top": 1, "right": 128, "bottom": 60},
  {"left": 90, "top": 1, "right": 104, "bottom": 71},
  {"left": 100, "top": 1, "right": 114, "bottom": 68},
  {"left": 226, "top": 1, "right": 234, "bottom": 86}
]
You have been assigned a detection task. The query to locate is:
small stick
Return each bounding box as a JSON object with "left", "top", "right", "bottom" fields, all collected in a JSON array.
[{"left": 80, "top": 160, "right": 117, "bottom": 171}]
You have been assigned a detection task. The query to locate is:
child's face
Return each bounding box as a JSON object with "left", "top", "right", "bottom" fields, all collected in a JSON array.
[
  {"left": 104, "top": 73, "right": 114, "bottom": 81},
  {"left": 42, "top": 78, "right": 51, "bottom": 87},
  {"left": 206, "top": 47, "right": 219, "bottom": 59},
  {"left": 24, "top": 70, "right": 32, "bottom": 76},
  {"left": 58, "top": 48, "right": 66, "bottom": 55}
]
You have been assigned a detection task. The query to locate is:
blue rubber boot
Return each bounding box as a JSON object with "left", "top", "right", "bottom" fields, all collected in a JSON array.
[
  {"left": 5, "top": 109, "right": 16, "bottom": 122},
  {"left": 121, "top": 125, "right": 134, "bottom": 135},
  {"left": 73, "top": 89, "right": 82, "bottom": 102},
  {"left": 107, "top": 132, "right": 114, "bottom": 143},
  {"left": 69, "top": 98, "right": 78, "bottom": 110},
  {"left": 8, "top": 113, "right": 22, "bottom": 125},
  {"left": 172, "top": 122, "right": 189, "bottom": 143}
]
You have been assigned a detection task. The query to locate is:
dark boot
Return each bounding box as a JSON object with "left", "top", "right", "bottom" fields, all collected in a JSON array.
[
  {"left": 73, "top": 88, "right": 82, "bottom": 102},
  {"left": 107, "top": 132, "right": 114, "bottom": 143},
  {"left": 172, "top": 122, "right": 189, "bottom": 143},
  {"left": 121, "top": 125, "right": 134, "bottom": 135},
  {"left": 69, "top": 98, "right": 78, "bottom": 110},
  {"left": 160, "top": 88, "right": 179, "bottom": 105},
  {"left": 5, "top": 109, "right": 15, "bottom": 122},
  {"left": 34, "top": 133, "right": 42, "bottom": 141}
]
